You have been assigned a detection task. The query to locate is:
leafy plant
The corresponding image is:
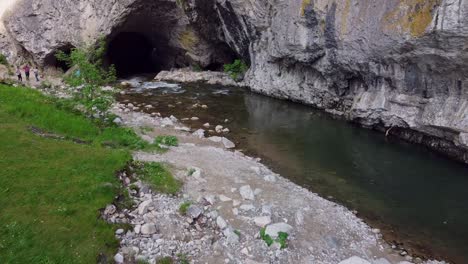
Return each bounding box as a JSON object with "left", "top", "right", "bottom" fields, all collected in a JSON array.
[
  {"left": 179, "top": 201, "right": 192, "bottom": 215},
  {"left": 56, "top": 37, "right": 117, "bottom": 120},
  {"left": 223, "top": 59, "right": 248, "bottom": 80},
  {"left": 260, "top": 227, "right": 274, "bottom": 246},
  {"left": 155, "top": 135, "right": 179, "bottom": 147},
  {"left": 177, "top": 253, "right": 190, "bottom": 264},
  {"left": 0, "top": 54, "right": 8, "bottom": 66},
  {"left": 277, "top": 232, "right": 289, "bottom": 249},
  {"left": 259, "top": 228, "right": 289, "bottom": 249}
]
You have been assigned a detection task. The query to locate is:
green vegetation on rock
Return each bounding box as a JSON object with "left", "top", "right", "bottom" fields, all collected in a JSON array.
[
  {"left": 224, "top": 59, "right": 248, "bottom": 80},
  {"left": 135, "top": 162, "right": 181, "bottom": 195},
  {"left": 179, "top": 201, "right": 192, "bottom": 215},
  {"left": 155, "top": 135, "right": 179, "bottom": 147}
]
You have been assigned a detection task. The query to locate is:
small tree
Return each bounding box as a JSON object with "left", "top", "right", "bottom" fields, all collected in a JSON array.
[
  {"left": 56, "top": 38, "right": 117, "bottom": 121},
  {"left": 224, "top": 59, "right": 248, "bottom": 80}
]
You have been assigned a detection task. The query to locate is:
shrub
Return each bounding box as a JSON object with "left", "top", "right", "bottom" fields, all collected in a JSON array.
[
  {"left": 56, "top": 37, "right": 117, "bottom": 120},
  {"left": 155, "top": 135, "right": 179, "bottom": 147},
  {"left": 224, "top": 59, "right": 248, "bottom": 80},
  {"left": 179, "top": 201, "right": 191, "bottom": 215},
  {"left": 0, "top": 54, "right": 8, "bottom": 66}
]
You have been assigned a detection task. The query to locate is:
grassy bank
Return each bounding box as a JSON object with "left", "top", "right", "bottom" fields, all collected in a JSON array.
[{"left": 0, "top": 84, "right": 133, "bottom": 263}]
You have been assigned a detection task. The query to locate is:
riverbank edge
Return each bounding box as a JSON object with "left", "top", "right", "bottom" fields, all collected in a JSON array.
[{"left": 154, "top": 69, "right": 468, "bottom": 165}]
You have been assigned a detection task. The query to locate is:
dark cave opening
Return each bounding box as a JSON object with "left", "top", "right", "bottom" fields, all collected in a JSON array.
[
  {"left": 107, "top": 32, "right": 158, "bottom": 77},
  {"left": 44, "top": 44, "right": 75, "bottom": 72}
]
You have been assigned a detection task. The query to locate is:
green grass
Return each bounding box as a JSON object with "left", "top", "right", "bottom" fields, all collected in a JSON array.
[
  {"left": 0, "top": 85, "right": 132, "bottom": 263},
  {"left": 0, "top": 85, "right": 149, "bottom": 150},
  {"left": 179, "top": 201, "right": 192, "bottom": 215},
  {"left": 136, "top": 162, "right": 181, "bottom": 195},
  {"left": 155, "top": 135, "right": 179, "bottom": 147},
  {"left": 157, "top": 256, "right": 174, "bottom": 264}
]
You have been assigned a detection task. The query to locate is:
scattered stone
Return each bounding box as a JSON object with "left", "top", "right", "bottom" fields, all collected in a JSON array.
[
  {"left": 216, "top": 216, "right": 228, "bottom": 230},
  {"left": 203, "top": 123, "right": 210, "bottom": 128},
  {"left": 138, "top": 200, "right": 152, "bottom": 215},
  {"left": 222, "top": 128, "right": 230, "bottom": 133},
  {"left": 192, "top": 129, "right": 205, "bottom": 138},
  {"left": 233, "top": 200, "right": 241, "bottom": 207},
  {"left": 222, "top": 138, "right": 235, "bottom": 149},
  {"left": 223, "top": 228, "right": 240, "bottom": 244},
  {"left": 187, "top": 205, "right": 203, "bottom": 219},
  {"left": 240, "top": 204, "right": 256, "bottom": 211},
  {"left": 371, "top": 228, "right": 380, "bottom": 234},
  {"left": 204, "top": 195, "right": 216, "bottom": 205},
  {"left": 134, "top": 224, "right": 141, "bottom": 234},
  {"left": 215, "top": 125, "right": 224, "bottom": 133},
  {"left": 201, "top": 104, "right": 208, "bottom": 109},
  {"left": 254, "top": 216, "right": 272, "bottom": 227},
  {"left": 240, "top": 185, "right": 255, "bottom": 200},
  {"left": 114, "top": 253, "right": 124, "bottom": 263},
  {"left": 261, "top": 205, "right": 272, "bottom": 215},
  {"left": 104, "top": 204, "right": 117, "bottom": 215},
  {"left": 254, "top": 188, "right": 262, "bottom": 195},
  {"left": 191, "top": 117, "right": 200, "bottom": 121},
  {"left": 265, "top": 223, "right": 293, "bottom": 239},
  {"left": 113, "top": 117, "right": 123, "bottom": 125},
  {"left": 219, "top": 195, "right": 232, "bottom": 202},
  {"left": 115, "top": 229, "right": 125, "bottom": 235},
  {"left": 232, "top": 208, "right": 239, "bottom": 215},
  {"left": 140, "top": 224, "right": 157, "bottom": 235}
]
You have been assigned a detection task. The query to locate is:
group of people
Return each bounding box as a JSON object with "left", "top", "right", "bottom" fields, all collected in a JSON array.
[{"left": 15, "top": 65, "right": 40, "bottom": 82}]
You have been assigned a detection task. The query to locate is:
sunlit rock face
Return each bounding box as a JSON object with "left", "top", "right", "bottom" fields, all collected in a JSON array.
[{"left": 2, "top": 0, "right": 468, "bottom": 162}]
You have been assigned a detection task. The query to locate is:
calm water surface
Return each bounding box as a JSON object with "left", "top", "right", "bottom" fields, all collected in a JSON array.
[{"left": 117, "top": 79, "right": 468, "bottom": 263}]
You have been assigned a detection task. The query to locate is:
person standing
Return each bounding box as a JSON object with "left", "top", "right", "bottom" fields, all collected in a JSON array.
[
  {"left": 33, "top": 67, "right": 40, "bottom": 82},
  {"left": 16, "top": 66, "right": 22, "bottom": 82},
  {"left": 23, "top": 64, "right": 30, "bottom": 81}
]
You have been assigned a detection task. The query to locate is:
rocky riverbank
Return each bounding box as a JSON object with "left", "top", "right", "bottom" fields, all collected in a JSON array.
[{"left": 104, "top": 102, "right": 447, "bottom": 264}]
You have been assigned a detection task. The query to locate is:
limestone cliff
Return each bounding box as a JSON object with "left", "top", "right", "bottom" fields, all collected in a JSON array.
[{"left": 2, "top": 0, "right": 468, "bottom": 162}]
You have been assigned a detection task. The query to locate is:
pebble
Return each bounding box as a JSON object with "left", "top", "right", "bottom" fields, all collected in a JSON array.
[
  {"left": 115, "top": 229, "right": 125, "bottom": 235},
  {"left": 215, "top": 125, "right": 224, "bottom": 133},
  {"left": 338, "top": 256, "right": 371, "bottom": 264},
  {"left": 114, "top": 253, "right": 124, "bottom": 263},
  {"left": 240, "top": 204, "right": 255, "bottom": 211},
  {"left": 191, "top": 117, "right": 200, "bottom": 120},
  {"left": 219, "top": 195, "right": 232, "bottom": 202},
  {"left": 203, "top": 123, "right": 210, "bottom": 128},
  {"left": 239, "top": 185, "right": 255, "bottom": 200},
  {"left": 254, "top": 216, "right": 272, "bottom": 227},
  {"left": 140, "top": 224, "right": 157, "bottom": 235},
  {"left": 216, "top": 216, "right": 228, "bottom": 230}
]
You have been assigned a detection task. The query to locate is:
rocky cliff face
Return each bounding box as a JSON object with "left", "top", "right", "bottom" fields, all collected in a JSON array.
[{"left": 2, "top": 0, "right": 468, "bottom": 162}]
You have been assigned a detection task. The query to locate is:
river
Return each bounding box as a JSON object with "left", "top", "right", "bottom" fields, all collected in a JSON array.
[{"left": 117, "top": 78, "right": 468, "bottom": 263}]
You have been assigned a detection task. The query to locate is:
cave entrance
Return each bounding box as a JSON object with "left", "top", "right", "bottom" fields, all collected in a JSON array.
[
  {"left": 44, "top": 44, "right": 75, "bottom": 72},
  {"left": 107, "top": 32, "right": 158, "bottom": 77}
]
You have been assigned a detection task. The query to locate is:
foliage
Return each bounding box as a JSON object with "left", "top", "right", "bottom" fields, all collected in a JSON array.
[
  {"left": 0, "top": 54, "right": 8, "bottom": 66},
  {"left": 179, "top": 201, "right": 192, "bottom": 215},
  {"left": 259, "top": 228, "right": 289, "bottom": 249},
  {"left": 56, "top": 37, "right": 117, "bottom": 120},
  {"left": 135, "top": 162, "right": 181, "bottom": 195},
  {"left": 157, "top": 256, "right": 174, "bottom": 264},
  {"left": 260, "top": 228, "right": 274, "bottom": 247},
  {"left": 0, "top": 85, "right": 148, "bottom": 150},
  {"left": 192, "top": 64, "right": 202, "bottom": 72},
  {"left": 187, "top": 168, "right": 196, "bottom": 176},
  {"left": 155, "top": 135, "right": 179, "bottom": 147},
  {"left": 177, "top": 253, "right": 190, "bottom": 264},
  {"left": 223, "top": 59, "right": 248, "bottom": 80},
  {"left": 0, "top": 84, "right": 131, "bottom": 263},
  {"left": 277, "top": 232, "right": 289, "bottom": 249}
]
